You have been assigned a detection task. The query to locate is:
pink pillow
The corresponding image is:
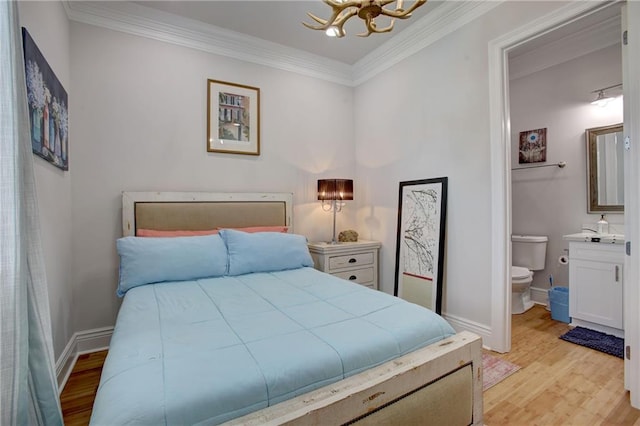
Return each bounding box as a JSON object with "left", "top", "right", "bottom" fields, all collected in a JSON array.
[
  {"left": 227, "top": 226, "right": 289, "bottom": 234},
  {"left": 136, "top": 229, "right": 219, "bottom": 237}
]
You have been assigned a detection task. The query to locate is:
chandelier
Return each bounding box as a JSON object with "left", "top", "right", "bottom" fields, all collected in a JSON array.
[{"left": 303, "top": 0, "right": 427, "bottom": 38}]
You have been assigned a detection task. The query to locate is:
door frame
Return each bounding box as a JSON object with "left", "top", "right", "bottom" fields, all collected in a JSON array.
[
  {"left": 488, "top": 0, "right": 639, "bottom": 407},
  {"left": 488, "top": 0, "right": 620, "bottom": 353},
  {"left": 622, "top": 1, "right": 640, "bottom": 408}
]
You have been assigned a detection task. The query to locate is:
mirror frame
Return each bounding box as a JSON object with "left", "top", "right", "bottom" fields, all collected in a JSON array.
[{"left": 586, "top": 123, "right": 624, "bottom": 213}]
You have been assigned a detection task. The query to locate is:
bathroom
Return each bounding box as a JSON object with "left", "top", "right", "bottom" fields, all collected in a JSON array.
[{"left": 508, "top": 4, "right": 624, "bottom": 316}]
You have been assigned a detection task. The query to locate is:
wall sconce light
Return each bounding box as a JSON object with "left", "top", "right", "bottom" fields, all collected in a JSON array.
[
  {"left": 591, "top": 83, "right": 622, "bottom": 107},
  {"left": 317, "top": 179, "right": 353, "bottom": 244}
]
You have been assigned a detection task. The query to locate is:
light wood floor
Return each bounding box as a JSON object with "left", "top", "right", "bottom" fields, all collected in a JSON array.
[
  {"left": 484, "top": 304, "right": 640, "bottom": 425},
  {"left": 60, "top": 304, "right": 640, "bottom": 425}
]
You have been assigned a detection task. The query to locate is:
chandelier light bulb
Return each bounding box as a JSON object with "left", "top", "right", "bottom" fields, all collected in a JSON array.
[{"left": 325, "top": 26, "right": 340, "bottom": 37}]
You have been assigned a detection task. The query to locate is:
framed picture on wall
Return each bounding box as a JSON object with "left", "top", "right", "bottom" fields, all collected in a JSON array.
[
  {"left": 518, "top": 128, "right": 547, "bottom": 164},
  {"left": 394, "top": 177, "right": 448, "bottom": 314},
  {"left": 207, "top": 79, "right": 260, "bottom": 156},
  {"left": 22, "top": 27, "right": 69, "bottom": 171}
]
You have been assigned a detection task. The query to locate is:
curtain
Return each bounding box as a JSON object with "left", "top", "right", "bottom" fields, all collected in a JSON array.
[{"left": 0, "top": 1, "right": 64, "bottom": 425}]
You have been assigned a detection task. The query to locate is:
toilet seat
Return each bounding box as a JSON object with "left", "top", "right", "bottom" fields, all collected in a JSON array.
[{"left": 511, "top": 266, "right": 532, "bottom": 281}]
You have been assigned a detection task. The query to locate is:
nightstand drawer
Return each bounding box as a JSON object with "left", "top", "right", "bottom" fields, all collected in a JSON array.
[
  {"left": 333, "top": 267, "right": 374, "bottom": 285},
  {"left": 307, "top": 240, "right": 381, "bottom": 291},
  {"left": 328, "top": 252, "right": 374, "bottom": 270}
]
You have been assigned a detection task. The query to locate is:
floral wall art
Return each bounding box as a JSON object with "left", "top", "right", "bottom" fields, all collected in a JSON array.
[
  {"left": 22, "top": 27, "right": 68, "bottom": 171},
  {"left": 518, "top": 128, "right": 547, "bottom": 164}
]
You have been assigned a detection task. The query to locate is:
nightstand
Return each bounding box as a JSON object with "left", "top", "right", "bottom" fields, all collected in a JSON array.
[{"left": 307, "top": 240, "right": 381, "bottom": 290}]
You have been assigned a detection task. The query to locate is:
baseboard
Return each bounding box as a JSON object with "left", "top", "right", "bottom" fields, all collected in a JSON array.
[
  {"left": 55, "top": 336, "right": 79, "bottom": 392},
  {"left": 443, "top": 312, "right": 492, "bottom": 347},
  {"left": 56, "top": 326, "right": 113, "bottom": 393},
  {"left": 76, "top": 327, "right": 113, "bottom": 353},
  {"left": 530, "top": 286, "right": 550, "bottom": 306}
]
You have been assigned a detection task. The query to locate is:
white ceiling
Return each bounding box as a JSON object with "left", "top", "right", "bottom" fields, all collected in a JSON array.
[
  {"left": 508, "top": 1, "right": 622, "bottom": 59},
  {"left": 508, "top": 2, "right": 622, "bottom": 81},
  {"left": 131, "top": 0, "right": 444, "bottom": 65}
]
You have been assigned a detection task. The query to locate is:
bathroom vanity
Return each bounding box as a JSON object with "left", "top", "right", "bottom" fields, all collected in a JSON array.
[{"left": 563, "top": 233, "right": 624, "bottom": 338}]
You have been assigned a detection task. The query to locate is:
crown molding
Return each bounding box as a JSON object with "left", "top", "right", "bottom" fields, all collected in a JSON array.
[
  {"left": 63, "top": 1, "right": 501, "bottom": 87},
  {"left": 63, "top": 1, "right": 353, "bottom": 86},
  {"left": 509, "top": 14, "right": 621, "bottom": 81},
  {"left": 352, "top": 1, "right": 502, "bottom": 86}
]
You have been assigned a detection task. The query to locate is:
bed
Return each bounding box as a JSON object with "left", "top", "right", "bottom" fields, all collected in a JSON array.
[{"left": 90, "top": 191, "right": 483, "bottom": 425}]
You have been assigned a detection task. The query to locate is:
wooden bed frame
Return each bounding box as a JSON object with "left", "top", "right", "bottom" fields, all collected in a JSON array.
[{"left": 121, "top": 191, "right": 483, "bottom": 425}]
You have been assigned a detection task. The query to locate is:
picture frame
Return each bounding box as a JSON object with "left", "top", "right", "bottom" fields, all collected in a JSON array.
[
  {"left": 518, "top": 128, "right": 547, "bottom": 164},
  {"left": 207, "top": 79, "right": 260, "bottom": 156},
  {"left": 22, "top": 27, "right": 69, "bottom": 171},
  {"left": 394, "top": 177, "right": 448, "bottom": 314}
]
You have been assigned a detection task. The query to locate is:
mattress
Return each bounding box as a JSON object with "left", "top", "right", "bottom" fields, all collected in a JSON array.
[{"left": 90, "top": 267, "right": 455, "bottom": 425}]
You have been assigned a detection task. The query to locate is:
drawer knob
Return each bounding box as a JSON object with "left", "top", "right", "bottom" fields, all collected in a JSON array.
[
  {"left": 348, "top": 258, "right": 357, "bottom": 263},
  {"left": 349, "top": 275, "right": 357, "bottom": 280}
]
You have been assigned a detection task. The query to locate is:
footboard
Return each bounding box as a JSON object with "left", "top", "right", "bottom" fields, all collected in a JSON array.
[{"left": 226, "top": 331, "right": 483, "bottom": 425}]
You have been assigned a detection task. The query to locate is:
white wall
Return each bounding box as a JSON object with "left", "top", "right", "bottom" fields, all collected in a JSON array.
[
  {"left": 18, "top": 1, "right": 74, "bottom": 360},
  {"left": 510, "top": 44, "right": 623, "bottom": 294},
  {"left": 354, "top": 1, "right": 567, "bottom": 331},
  {"left": 69, "top": 22, "right": 356, "bottom": 331}
]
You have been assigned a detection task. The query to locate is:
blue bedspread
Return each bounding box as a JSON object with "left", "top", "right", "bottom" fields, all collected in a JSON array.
[{"left": 90, "top": 267, "right": 455, "bottom": 425}]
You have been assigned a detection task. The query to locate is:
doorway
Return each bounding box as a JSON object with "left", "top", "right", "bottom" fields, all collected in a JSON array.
[
  {"left": 488, "top": 1, "right": 624, "bottom": 354},
  {"left": 489, "top": 0, "right": 640, "bottom": 409},
  {"left": 508, "top": 5, "right": 623, "bottom": 330}
]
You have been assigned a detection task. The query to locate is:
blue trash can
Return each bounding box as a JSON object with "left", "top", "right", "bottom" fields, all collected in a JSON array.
[{"left": 548, "top": 286, "right": 570, "bottom": 323}]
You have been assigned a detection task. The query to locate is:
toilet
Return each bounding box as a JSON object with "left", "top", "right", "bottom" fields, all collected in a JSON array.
[{"left": 511, "top": 235, "right": 548, "bottom": 314}]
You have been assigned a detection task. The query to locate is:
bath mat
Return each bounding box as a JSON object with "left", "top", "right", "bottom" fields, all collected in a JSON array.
[
  {"left": 560, "top": 326, "right": 624, "bottom": 359},
  {"left": 482, "top": 353, "right": 521, "bottom": 391}
]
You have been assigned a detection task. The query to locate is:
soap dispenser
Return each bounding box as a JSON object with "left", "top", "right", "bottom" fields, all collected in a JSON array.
[{"left": 597, "top": 214, "right": 609, "bottom": 234}]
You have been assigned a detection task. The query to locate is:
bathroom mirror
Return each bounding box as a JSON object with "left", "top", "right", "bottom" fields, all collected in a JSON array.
[{"left": 586, "top": 123, "right": 624, "bottom": 213}]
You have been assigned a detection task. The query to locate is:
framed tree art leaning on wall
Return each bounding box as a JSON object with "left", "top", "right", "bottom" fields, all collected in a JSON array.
[{"left": 394, "top": 177, "right": 448, "bottom": 314}]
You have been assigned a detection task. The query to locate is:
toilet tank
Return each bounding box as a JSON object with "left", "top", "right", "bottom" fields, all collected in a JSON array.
[{"left": 512, "top": 235, "right": 548, "bottom": 271}]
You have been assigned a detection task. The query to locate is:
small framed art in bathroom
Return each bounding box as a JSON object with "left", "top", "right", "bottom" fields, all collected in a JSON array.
[
  {"left": 519, "top": 128, "right": 547, "bottom": 164},
  {"left": 393, "top": 177, "right": 448, "bottom": 314}
]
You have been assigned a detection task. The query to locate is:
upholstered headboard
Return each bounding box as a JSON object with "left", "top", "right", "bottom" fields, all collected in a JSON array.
[{"left": 122, "top": 192, "right": 293, "bottom": 237}]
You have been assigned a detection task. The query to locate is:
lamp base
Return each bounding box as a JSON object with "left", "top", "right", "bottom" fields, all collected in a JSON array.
[{"left": 331, "top": 200, "right": 338, "bottom": 245}]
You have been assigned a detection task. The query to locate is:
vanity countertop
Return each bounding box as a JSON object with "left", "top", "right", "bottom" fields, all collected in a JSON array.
[{"left": 563, "top": 232, "right": 625, "bottom": 244}]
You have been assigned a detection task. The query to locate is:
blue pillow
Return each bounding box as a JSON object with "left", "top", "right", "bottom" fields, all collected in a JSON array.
[
  {"left": 116, "top": 234, "right": 228, "bottom": 296},
  {"left": 219, "top": 229, "right": 314, "bottom": 276}
]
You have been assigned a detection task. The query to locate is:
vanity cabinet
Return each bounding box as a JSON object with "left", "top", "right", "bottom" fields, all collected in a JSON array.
[{"left": 568, "top": 241, "right": 624, "bottom": 336}]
